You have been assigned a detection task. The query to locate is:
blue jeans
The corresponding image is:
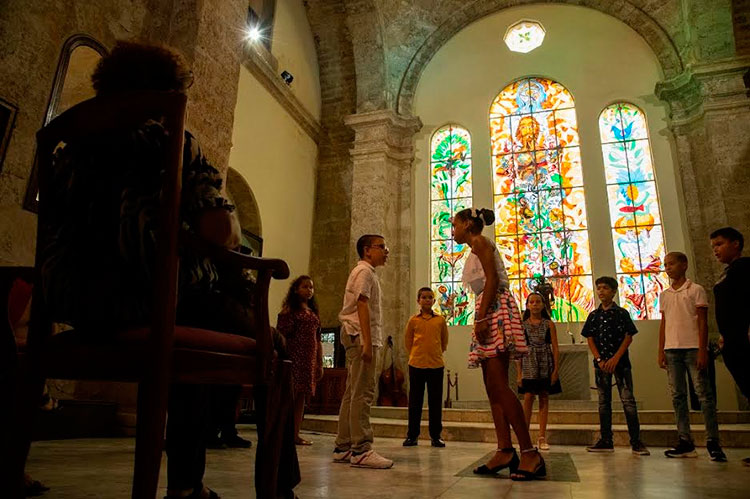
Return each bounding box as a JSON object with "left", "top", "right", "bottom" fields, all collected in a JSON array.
[
  {"left": 595, "top": 366, "right": 641, "bottom": 445},
  {"left": 665, "top": 349, "right": 720, "bottom": 443}
]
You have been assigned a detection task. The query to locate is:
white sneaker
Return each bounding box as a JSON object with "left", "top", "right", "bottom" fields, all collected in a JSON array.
[
  {"left": 332, "top": 448, "right": 352, "bottom": 463},
  {"left": 537, "top": 437, "right": 550, "bottom": 451},
  {"left": 350, "top": 449, "right": 394, "bottom": 469}
]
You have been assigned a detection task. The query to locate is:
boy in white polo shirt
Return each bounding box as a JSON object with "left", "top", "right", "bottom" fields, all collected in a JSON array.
[
  {"left": 658, "top": 251, "right": 726, "bottom": 461},
  {"left": 332, "top": 234, "right": 393, "bottom": 469}
]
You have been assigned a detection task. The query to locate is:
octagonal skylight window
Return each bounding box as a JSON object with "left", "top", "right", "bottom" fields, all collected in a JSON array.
[{"left": 504, "top": 20, "right": 545, "bottom": 53}]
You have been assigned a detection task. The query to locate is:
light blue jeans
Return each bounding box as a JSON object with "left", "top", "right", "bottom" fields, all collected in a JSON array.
[{"left": 665, "top": 349, "right": 719, "bottom": 443}]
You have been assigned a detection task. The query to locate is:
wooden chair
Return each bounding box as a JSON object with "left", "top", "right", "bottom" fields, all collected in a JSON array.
[{"left": 2, "top": 90, "right": 292, "bottom": 498}]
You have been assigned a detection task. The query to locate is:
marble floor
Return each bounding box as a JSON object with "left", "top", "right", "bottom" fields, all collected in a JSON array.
[{"left": 25, "top": 425, "right": 750, "bottom": 498}]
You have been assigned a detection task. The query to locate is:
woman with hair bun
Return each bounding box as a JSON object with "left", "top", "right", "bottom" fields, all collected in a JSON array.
[{"left": 452, "top": 207, "right": 545, "bottom": 481}]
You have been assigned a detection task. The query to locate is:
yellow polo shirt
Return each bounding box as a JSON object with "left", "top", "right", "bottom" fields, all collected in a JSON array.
[{"left": 404, "top": 312, "right": 449, "bottom": 368}]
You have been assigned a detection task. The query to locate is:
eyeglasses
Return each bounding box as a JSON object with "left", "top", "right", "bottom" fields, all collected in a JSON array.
[{"left": 368, "top": 244, "right": 389, "bottom": 252}]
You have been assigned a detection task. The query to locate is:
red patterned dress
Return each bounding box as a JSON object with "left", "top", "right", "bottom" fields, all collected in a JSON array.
[{"left": 276, "top": 308, "right": 321, "bottom": 396}]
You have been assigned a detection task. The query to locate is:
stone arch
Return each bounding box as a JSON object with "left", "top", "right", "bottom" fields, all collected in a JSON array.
[
  {"left": 226, "top": 167, "right": 262, "bottom": 236},
  {"left": 346, "top": 0, "right": 389, "bottom": 111},
  {"left": 395, "top": 0, "right": 684, "bottom": 115}
]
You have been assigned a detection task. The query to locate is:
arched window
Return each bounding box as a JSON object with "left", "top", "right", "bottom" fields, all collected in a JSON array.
[
  {"left": 599, "top": 103, "right": 667, "bottom": 319},
  {"left": 490, "top": 77, "right": 594, "bottom": 322},
  {"left": 430, "top": 125, "right": 474, "bottom": 325}
]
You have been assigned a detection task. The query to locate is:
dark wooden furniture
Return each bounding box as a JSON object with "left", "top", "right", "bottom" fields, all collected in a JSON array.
[
  {"left": 307, "top": 367, "right": 348, "bottom": 415},
  {"left": 2, "top": 90, "right": 291, "bottom": 498}
]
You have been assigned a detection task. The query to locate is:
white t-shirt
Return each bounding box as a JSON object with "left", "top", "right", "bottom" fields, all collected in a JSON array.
[
  {"left": 338, "top": 260, "right": 383, "bottom": 347},
  {"left": 462, "top": 241, "right": 510, "bottom": 295},
  {"left": 659, "top": 279, "right": 708, "bottom": 350}
]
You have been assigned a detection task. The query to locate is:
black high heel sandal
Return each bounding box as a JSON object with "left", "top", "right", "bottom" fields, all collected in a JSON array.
[
  {"left": 473, "top": 447, "right": 520, "bottom": 475},
  {"left": 510, "top": 447, "right": 546, "bottom": 481}
]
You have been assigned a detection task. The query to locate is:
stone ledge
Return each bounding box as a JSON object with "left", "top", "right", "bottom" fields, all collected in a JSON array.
[{"left": 241, "top": 43, "right": 323, "bottom": 144}]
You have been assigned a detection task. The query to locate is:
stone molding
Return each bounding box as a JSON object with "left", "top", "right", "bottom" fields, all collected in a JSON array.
[
  {"left": 241, "top": 44, "right": 323, "bottom": 144},
  {"left": 344, "top": 109, "right": 422, "bottom": 162},
  {"left": 394, "top": 0, "right": 684, "bottom": 115},
  {"left": 656, "top": 55, "right": 750, "bottom": 126}
]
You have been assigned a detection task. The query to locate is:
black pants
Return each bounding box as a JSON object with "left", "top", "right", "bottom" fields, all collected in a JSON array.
[
  {"left": 407, "top": 366, "right": 444, "bottom": 440},
  {"left": 722, "top": 341, "right": 750, "bottom": 400},
  {"left": 208, "top": 385, "right": 242, "bottom": 439},
  {"left": 167, "top": 290, "right": 300, "bottom": 493}
]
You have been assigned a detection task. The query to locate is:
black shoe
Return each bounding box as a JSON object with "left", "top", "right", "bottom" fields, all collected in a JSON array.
[
  {"left": 631, "top": 441, "right": 650, "bottom": 456},
  {"left": 706, "top": 440, "right": 727, "bottom": 462},
  {"left": 664, "top": 439, "right": 697, "bottom": 458},
  {"left": 473, "top": 448, "right": 519, "bottom": 475},
  {"left": 206, "top": 434, "right": 227, "bottom": 449},
  {"left": 222, "top": 434, "right": 252, "bottom": 448},
  {"left": 431, "top": 438, "right": 446, "bottom": 447},
  {"left": 402, "top": 437, "right": 418, "bottom": 447},
  {"left": 586, "top": 439, "right": 614, "bottom": 453}
]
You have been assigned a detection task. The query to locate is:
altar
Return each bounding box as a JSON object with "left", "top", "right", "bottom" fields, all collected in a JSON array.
[{"left": 509, "top": 343, "right": 592, "bottom": 400}]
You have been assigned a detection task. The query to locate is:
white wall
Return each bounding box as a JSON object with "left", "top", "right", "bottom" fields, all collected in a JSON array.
[
  {"left": 412, "top": 4, "right": 739, "bottom": 409},
  {"left": 271, "top": 0, "right": 322, "bottom": 120}
]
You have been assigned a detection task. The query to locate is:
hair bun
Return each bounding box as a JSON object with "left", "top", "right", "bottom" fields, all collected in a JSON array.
[{"left": 480, "top": 208, "right": 495, "bottom": 226}]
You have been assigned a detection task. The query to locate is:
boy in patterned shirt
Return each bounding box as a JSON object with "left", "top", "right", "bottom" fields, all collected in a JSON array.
[{"left": 581, "top": 276, "right": 650, "bottom": 456}]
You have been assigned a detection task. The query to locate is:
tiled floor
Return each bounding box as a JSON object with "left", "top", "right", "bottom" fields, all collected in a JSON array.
[{"left": 25, "top": 425, "right": 750, "bottom": 498}]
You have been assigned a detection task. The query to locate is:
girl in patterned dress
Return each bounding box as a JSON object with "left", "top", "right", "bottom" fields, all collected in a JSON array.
[
  {"left": 516, "top": 293, "right": 561, "bottom": 451},
  {"left": 452, "top": 208, "right": 545, "bottom": 481},
  {"left": 276, "top": 275, "right": 324, "bottom": 445}
]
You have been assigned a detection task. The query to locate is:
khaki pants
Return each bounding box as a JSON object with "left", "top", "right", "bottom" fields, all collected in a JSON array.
[{"left": 335, "top": 333, "right": 380, "bottom": 453}]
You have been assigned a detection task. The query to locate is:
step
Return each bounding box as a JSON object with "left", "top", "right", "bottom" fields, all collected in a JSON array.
[
  {"left": 33, "top": 400, "right": 118, "bottom": 440},
  {"left": 452, "top": 399, "right": 605, "bottom": 411},
  {"left": 302, "top": 414, "right": 750, "bottom": 448},
  {"left": 368, "top": 406, "right": 750, "bottom": 425}
]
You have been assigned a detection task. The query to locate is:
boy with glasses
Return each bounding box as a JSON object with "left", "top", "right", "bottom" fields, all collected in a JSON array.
[{"left": 332, "top": 234, "right": 394, "bottom": 469}]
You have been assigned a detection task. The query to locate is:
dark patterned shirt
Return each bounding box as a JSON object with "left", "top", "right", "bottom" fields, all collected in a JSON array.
[
  {"left": 40, "top": 120, "right": 233, "bottom": 329},
  {"left": 581, "top": 303, "right": 638, "bottom": 368}
]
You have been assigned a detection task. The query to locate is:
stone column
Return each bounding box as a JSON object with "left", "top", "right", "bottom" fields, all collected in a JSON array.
[
  {"left": 344, "top": 110, "right": 422, "bottom": 380},
  {"left": 655, "top": 56, "right": 750, "bottom": 290}
]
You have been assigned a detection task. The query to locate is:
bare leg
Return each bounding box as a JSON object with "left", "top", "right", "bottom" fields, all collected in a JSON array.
[
  {"left": 484, "top": 354, "right": 541, "bottom": 474},
  {"left": 293, "top": 392, "right": 306, "bottom": 443},
  {"left": 538, "top": 393, "right": 549, "bottom": 439},
  {"left": 523, "top": 393, "right": 535, "bottom": 429},
  {"left": 480, "top": 360, "right": 514, "bottom": 468}
]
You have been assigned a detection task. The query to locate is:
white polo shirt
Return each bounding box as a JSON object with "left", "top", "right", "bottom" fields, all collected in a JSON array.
[
  {"left": 338, "top": 260, "right": 383, "bottom": 347},
  {"left": 659, "top": 279, "right": 708, "bottom": 349}
]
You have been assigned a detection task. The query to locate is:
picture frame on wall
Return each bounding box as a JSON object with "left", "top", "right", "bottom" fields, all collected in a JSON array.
[
  {"left": 0, "top": 97, "right": 18, "bottom": 175},
  {"left": 240, "top": 229, "right": 263, "bottom": 257}
]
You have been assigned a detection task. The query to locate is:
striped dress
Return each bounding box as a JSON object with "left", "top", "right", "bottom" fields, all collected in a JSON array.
[{"left": 462, "top": 240, "right": 527, "bottom": 368}]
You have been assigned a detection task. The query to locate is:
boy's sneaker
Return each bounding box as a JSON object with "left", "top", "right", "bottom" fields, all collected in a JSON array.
[
  {"left": 631, "top": 441, "right": 650, "bottom": 456},
  {"left": 350, "top": 449, "right": 394, "bottom": 469},
  {"left": 431, "top": 438, "right": 446, "bottom": 448},
  {"left": 664, "top": 439, "right": 697, "bottom": 458},
  {"left": 706, "top": 440, "right": 727, "bottom": 462},
  {"left": 586, "top": 439, "right": 614, "bottom": 452},
  {"left": 332, "top": 448, "right": 352, "bottom": 463}
]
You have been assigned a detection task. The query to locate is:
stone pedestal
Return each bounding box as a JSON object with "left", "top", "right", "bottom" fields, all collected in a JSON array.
[
  {"left": 344, "top": 110, "right": 422, "bottom": 380},
  {"left": 509, "top": 344, "right": 592, "bottom": 400}
]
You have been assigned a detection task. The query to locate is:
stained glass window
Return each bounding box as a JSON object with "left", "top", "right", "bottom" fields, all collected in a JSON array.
[
  {"left": 490, "top": 78, "right": 595, "bottom": 322},
  {"left": 430, "top": 125, "right": 475, "bottom": 325},
  {"left": 599, "top": 103, "right": 667, "bottom": 319}
]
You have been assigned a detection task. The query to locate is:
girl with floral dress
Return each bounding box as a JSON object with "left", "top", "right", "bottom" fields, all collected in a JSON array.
[{"left": 276, "top": 275, "right": 324, "bottom": 445}]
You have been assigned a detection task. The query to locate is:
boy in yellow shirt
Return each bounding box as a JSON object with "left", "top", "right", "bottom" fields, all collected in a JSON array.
[{"left": 403, "top": 287, "right": 449, "bottom": 447}]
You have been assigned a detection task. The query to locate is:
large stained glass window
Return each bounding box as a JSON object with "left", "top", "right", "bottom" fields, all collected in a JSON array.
[
  {"left": 430, "top": 125, "right": 474, "bottom": 325},
  {"left": 599, "top": 103, "right": 667, "bottom": 319},
  {"left": 490, "top": 78, "right": 594, "bottom": 322}
]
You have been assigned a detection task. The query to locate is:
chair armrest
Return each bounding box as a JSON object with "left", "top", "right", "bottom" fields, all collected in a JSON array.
[{"left": 179, "top": 230, "right": 289, "bottom": 279}]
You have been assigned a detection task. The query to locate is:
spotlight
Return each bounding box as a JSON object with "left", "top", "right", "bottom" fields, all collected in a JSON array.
[
  {"left": 280, "top": 71, "right": 294, "bottom": 86},
  {"left": 245, "top": 25, "right": 262, "bottom": 42}
]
